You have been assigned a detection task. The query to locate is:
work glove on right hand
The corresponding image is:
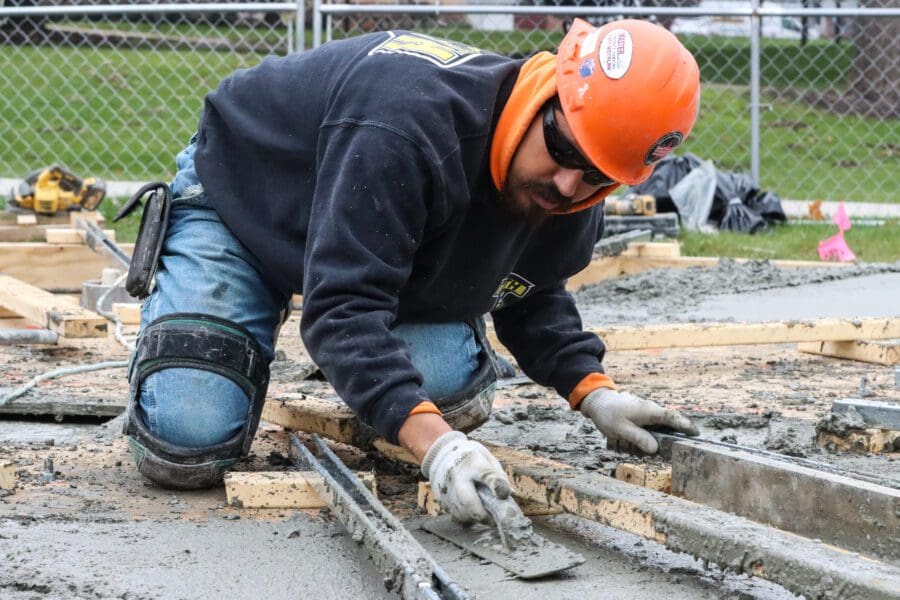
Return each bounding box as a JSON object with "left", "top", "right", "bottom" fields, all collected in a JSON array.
[
  {"left": 580, "top": 388, "right": 698, "bottom": 454},
  {"left": 421, "top": 431, "right": 512, "bottom": 525}
]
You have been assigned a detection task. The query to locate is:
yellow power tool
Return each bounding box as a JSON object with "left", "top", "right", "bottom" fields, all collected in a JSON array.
[
  {"left": 8, "top": 165, "right": 106, "bottom": 215},
  {"left": 604, "top": 193, "right": 656, "bottom": 216}
]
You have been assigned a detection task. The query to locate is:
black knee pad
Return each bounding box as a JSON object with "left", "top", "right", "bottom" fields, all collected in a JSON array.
[{"left": 123, "top": 313, "right": 270, "bottom": 489}]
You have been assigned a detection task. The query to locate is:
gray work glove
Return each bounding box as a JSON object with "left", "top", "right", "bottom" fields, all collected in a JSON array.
[
  {"left": 580, "top": 388, "right": 698, "bottom": 454},
  {"left": 421, "top": 431, "right": 512, "bottom": 524}
]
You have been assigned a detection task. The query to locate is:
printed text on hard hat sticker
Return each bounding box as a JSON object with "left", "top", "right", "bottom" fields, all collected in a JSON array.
[{"left": 598, "top": 30, "right": 632, "bottom": 80}]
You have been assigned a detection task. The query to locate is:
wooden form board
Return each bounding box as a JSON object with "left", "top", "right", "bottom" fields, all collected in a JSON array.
[
  {"left": 45, "top": 227, "right": 116, "bottom": 244},
  {"left": 614, "top": 463, "right": 672, "bottom": 493},
  {"left": 488, "top": 317, "right": 900, "bottom": 353},
  {"left": 797, "top": 339, "right": 900, "bottom": 366},
  {"left": 224, "top": 470, "right": 376, "bottom": 509},
  {"left": 0, "top": 462, "right": 15, "bottom": 491},
  {"left": 0, "top": 242, "right": 134, "bottom": 289},
  {"left": 416, "top": 481, "right": 562, "bottom": 517},
  {"left": 0, "top": 273, "right": 106, "bottom": 337}
]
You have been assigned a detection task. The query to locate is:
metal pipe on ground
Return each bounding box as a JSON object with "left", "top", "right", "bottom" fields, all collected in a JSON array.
[{"left": 0, "top": 329, "right": 58, "bottom": 345}]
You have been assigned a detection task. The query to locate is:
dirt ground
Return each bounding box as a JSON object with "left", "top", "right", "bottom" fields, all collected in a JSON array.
[{"left": 1, "top": 260, "right": 898, "bottom": 598}]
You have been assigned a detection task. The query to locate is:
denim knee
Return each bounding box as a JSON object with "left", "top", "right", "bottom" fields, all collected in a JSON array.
[{"left": 140, "top": 368, "right": 250, "bottom": 447}]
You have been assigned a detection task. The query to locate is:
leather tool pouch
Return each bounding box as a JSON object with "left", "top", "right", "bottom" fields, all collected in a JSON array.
[{"left": 114, "top": 182, "right": 171, "bottom": 299}]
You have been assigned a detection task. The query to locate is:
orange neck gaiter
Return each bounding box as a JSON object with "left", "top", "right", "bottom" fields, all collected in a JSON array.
[
  {"left": 489, "top": 51, "right": 619, "bottom": 214},
  {"left": 490, "top": 51, "right": 557, "bottom": 192}
]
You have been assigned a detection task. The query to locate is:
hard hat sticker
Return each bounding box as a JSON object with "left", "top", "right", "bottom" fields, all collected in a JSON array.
[
  {"left": 644, "top": 132, "right": 684, "bottom": 165},
  {"left": 598, "top": 29, "right": 632, "bottom": 80},
  {"left": 579, "top": 29, "right": 603, "bottom": 59},
  {"left": 579, "top": 58, "right": 595, "bottom": 78}
]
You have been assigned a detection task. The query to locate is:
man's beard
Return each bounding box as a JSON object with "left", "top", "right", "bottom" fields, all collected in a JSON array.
[{"left": 497, "top": 176, "right": 572, "bottom": 226}]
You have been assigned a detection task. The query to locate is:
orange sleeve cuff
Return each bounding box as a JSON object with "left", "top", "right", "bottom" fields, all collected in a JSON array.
[
  {"left": 408, "top": 401, "right": 442, "bottom": 417},
  {"left": 568, "top": 373, "right": 617, "bottom": 410}
]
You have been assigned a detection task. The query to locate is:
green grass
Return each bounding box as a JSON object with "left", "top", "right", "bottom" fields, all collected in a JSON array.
[
  {"left": 679, "top": 220, "right": 900, "bottom": 263},
  {"left": 684, "top": 85, "right": 900, "bottom": 202}
]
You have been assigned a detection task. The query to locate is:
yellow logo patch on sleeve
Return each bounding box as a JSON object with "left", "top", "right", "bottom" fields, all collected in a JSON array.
[
  {"left": 491, "top": 273, "right": 535, "bottom": 311},
  {"left": 368, "top": 32, "right": 484, "bottom": 68}
]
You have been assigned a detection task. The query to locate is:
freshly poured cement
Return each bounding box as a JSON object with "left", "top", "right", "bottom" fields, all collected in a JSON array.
[{"left": 574, "top": 260, "right": 900, "bottom": 326}]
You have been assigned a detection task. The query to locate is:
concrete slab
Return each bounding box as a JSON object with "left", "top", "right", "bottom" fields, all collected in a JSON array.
[{"left": 669, "top": 439, "right": 900, "bottom": 563}]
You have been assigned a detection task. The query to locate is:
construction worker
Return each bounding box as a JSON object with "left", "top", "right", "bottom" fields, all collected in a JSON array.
[{"left": 122, "top": 19, "right": 701, "bottom": 522}]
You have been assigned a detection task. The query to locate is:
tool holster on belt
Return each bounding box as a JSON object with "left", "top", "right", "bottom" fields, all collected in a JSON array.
[{"left": 114, "top": 182, "right": 171, "bottom": 299}]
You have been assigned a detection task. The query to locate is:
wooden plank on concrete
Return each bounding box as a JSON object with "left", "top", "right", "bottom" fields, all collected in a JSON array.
[
  {"left": 262, "top": 396, "right": 362, "bottom": 447},
  {"left": 112, "top": 302, "right": 141, "bottom": 325},
  {"left": 45, "top": 227, "right": 116, "bottom": 244},
  {"left": 0, "top": 274, "right": 106, "bottom": 337},
  {"left": 417, "top": 481, "right": 562, "bottom": 517},
  {"left": 614, "top": 463, "right": 672, "bottom": 492},
  {"left": 0, "top": 242, "right": 133, "bottom": 289},
  {"left": 224, "top": 470, "right": 376, "bottom": 509},
  {"left": 484, "top": 443, "right": 900, "bottom": 600},
  {"left": 0, "top": 462, "right": 15, "bottom": 491},
  {"left": 487, "top": 318, "right": 900, "bottom": 354},
  {"left": 798, "top": 339, "right": 900, "bottom": 366},
  {"left": 593, "top": 318, "right": 900, "bottom": 350},
  {"left": 16, "top": 214, "right": 37, "bottom": 226},
  {"left": 0, "top": 225, "right": 53, "bottom": 242},
  {"left": 669, "top": 439, "right": 900, "bottom": 562}
]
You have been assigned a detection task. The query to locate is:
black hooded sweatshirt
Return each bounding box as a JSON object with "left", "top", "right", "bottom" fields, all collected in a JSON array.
[{"left": 194, "top": 31, "right": 607, "bottom": 443}]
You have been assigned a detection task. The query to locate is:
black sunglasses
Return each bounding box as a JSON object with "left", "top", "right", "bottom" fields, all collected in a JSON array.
[{"left": 542, "top": 98, "right": 616, "bottom": 187}]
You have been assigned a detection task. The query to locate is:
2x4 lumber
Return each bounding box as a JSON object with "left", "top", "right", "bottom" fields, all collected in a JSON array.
[
  {"left": 16, "top": 214, "right": 37, "bottom": 226},
  {"left": 832, "top": 398, "right": 900, "bottom": 430},
  {"left": 669, "top": 439, "right": 900, "bottom": 563},
  {"left": 487, "top": 318, "right": 900, "bottom": 354},
  {"left": 224, "top": 470, "right": 376, "bottom": 509},
  {"left": 614, "top": 463, "right": 671, "bottom": 492},
  {"left": 0, "top": 242, "right": 134, "bottom": 289},
  {"left": 0, "top": 274, "right": 106, "bottom": 338},
  {"left": 798, "top": 339, "right": 900, "bottom": 366},
  {"left": 0, "top": 462, "right": 15, "bottom": 491},
  {"left": 45, "top": 227, "right": 116, "bottom": 244},
  {"left": 593, "top": 318, "right": 900, "bottom": 350},
  {"left": 417, "top": 481, "right": 562, "bottom": 517},
  {"left": 112, "top": 302, "right": 141, "bottom": 325},
  {"left": 484, "top": 443, "right": 900, "bottom": 600}
]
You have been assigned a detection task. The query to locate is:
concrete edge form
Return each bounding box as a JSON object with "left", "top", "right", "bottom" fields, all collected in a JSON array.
[
  {"left": 669, "top": 439, "right": 899, "bottom": 562},
  {"left": 486, "top": 444, "right": 900, "bottom": 600},
  {"left": 833, "top": 398, "right": 900, "bottom": 430}
]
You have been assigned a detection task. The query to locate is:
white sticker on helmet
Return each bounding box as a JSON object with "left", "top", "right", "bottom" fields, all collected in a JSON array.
[
  {"left": 579, "top": 29, "right": 603, "bottom": 59},
  {"left": 598, "top": 29, "right": 633, "bottom": 80}
]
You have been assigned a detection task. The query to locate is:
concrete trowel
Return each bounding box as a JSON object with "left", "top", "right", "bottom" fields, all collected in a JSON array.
[{"left": 422, "top": 483, "right": 585, "bottom": 579}]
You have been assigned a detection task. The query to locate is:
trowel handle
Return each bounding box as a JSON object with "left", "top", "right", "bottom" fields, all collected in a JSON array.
[{"left": 475, "top": 482, "right": 528, "bottom": 550}]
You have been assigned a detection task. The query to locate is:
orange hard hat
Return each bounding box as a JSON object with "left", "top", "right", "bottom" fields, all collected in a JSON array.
[{"left": 556, "top": 19, "right": 701, "bottom": 186}]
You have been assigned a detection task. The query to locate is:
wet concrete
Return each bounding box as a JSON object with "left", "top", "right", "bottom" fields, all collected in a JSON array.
[{"left": 574, "top": 259, "right": 900, "bottom": 326}]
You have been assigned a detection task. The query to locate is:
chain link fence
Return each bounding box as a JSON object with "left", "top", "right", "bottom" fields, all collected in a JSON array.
[{"left": 1, "top": 1, "right": 897, "bottom": 203}]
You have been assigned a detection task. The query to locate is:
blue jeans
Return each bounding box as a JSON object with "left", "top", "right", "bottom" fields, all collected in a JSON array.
[{"left": 138, "top": 143, "right": 482, "bottom": 448}]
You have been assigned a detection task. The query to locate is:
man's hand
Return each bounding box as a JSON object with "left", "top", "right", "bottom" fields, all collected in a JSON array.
[
  {"left": 421, "top": 431, "right": 511, "bottom": 524},
  {"left": 580, "top": 388, "right": 698, "bottom": 454}
]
